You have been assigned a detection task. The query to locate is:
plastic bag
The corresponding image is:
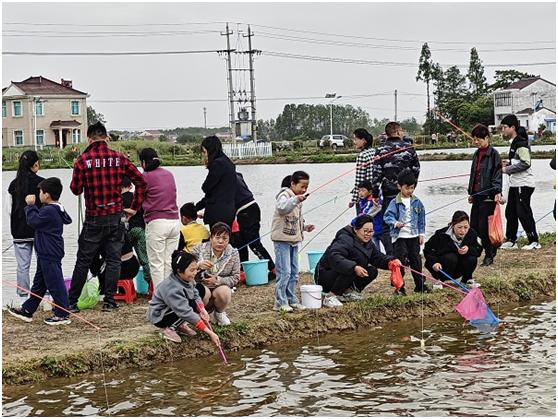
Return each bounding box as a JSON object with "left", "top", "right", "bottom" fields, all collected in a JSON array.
[
  {"left": 388, "top": 260, "right": 404, "bottom": 290},
  {"left": 77, "top": 277, "right": 100, "bottom": 310},
  {"left": 488, "top": 204, "right": 504, "bottom": 247}
]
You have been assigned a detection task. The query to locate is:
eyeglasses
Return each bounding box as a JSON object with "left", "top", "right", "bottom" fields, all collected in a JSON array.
[{"left": 361, "top": 229, "right": 374, "bottom": 234}]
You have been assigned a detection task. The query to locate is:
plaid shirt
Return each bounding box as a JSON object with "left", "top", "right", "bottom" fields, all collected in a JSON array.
[
  {"left": 70, "top": 141, "right": 146, "bottom": 217},
  {"left": 351, "top": 147, "right": 376, "bottom": 203}
]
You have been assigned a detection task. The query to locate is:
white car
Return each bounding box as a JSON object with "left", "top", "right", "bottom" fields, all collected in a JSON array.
[{"left": 319, "top": 134, "right": 348, "bottom": 150}]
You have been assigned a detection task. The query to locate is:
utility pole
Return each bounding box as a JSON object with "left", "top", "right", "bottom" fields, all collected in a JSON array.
[
  {"left": 203, "top": 107, "right": 207, "bottom": 129},
  {"left": 244, "top": 25, "right": 258, "bottom": 142},
  {"left": 221, "top": 23, "right": 235, "bottom": 139},
  {"left": 394, "top": 89, "right": 398, "bottom": 122}
]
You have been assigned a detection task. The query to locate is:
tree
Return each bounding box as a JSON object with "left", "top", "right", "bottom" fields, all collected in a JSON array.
[
  {"left": 416, "top": 43, "right": 435, "bottom": 118},
  {"left": 488, "top": 70, "right": 536, "bottom": 91},
  {"left": 87, "top": 105, "right": 106, "bottom": 126},
  {"left": 467, "top": 47, "right": 487, "bottom": 97}
]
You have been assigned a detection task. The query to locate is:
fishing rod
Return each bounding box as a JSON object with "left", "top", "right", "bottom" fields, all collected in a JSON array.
[
  {"left": 434, "top": 111, "right": 475, "bottom": 143},
  {"left": 306, "top": 145, "right": 416, "bottom": 196}
]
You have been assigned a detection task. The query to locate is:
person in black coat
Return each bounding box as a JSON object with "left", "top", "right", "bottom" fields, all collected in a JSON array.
[
  {"left": 315, "top": 215, "right": 399, "bottom": 308},
  {"left": 8, "top": 150, "right": 44, "bottom": 298},
  {"left": 424, "top": 211, "right": 483, "bottom": 284},
  {"left": 468, "top": 124, "right": 502, "bottom": 267},
  {"left": 195, "top": 136, "right": 237, "bottom": 228},
  {"left": 234, "top": 172, "right": 276, "bottom": 277}
]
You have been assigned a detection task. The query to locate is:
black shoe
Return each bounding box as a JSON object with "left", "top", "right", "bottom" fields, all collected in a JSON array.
[
  {"left": 414, "top": 284, "right": 432, "bottom": 294},
  {"left": 68, "top": 304, "right": 80, "bottom": 313},
  {"left": 102, "top": 302, "right": 119, "bottom": 312},
  {"left": 395, "top": 286, "right": 407, "bottom": 296},
  {"left": 8, "top": 307, "right": 33, "bottom": 322},
  {"left": 44, "top": 315, "right": 71, "bottom": 326},
  {"left": 481, "top": 257, "right": 494, "bottom": 267}
]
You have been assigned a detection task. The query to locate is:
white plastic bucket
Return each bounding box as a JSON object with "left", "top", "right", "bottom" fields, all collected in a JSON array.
[{"left": 301, "top": 284, "right": 323, "bottom": 309}]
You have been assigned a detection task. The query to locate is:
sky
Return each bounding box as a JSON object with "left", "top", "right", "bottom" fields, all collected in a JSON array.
[{"left": 2, "top": 1, "right": 556, "bottom": 131}]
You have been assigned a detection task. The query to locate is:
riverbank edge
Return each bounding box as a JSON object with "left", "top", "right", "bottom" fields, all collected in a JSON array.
[
  {"left": 3, "top": 269, "right": 555, "bottom": 386},
  {"left": 1, "top": 150, "right": 553, "bottom": 171}
]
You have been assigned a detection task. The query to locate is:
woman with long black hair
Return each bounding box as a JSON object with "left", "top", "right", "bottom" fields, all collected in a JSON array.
[
  {"left": 195, "top": 135, "right": 237, "bottom": 228},
  {"left": 8, "top": 150, "right": 44, "bottom": 300}
]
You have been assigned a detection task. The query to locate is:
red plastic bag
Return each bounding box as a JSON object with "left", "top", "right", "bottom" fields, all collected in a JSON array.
[
  {"left": 388, "top": 260, "right": 404, "bottom": 290},
  {"left": 488, "top": 204, "right": 504, "bottom": 247}
]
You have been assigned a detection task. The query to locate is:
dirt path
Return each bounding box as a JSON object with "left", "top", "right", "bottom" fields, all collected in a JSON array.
[{"left": 3, "top": 242, "right": 555, "bottom": 385}]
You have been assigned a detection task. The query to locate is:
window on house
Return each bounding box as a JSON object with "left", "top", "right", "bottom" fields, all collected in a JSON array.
[
  {"left": 495, "top": 92, "right": 512, "bottom": 107},
  {"left": 72, "top": 129, "right": 81, "bottom": 143},
  {"left": 34, "top": 101, "right": 44, "bottom": 116},
  {"left": 36, "top": 129, "right": 45, "bottom": 145},
  {"left": 12, "top": 101, "right": 22, "bottom": 117},
  {"left": 71, "top": 100, "right": 80, "bottom": 115},
  {"left": 2, "top": 101, "right": 6, "bottom": 118},
  {"left": 14, "top": 130, "right": 24, "bottom": 146}
]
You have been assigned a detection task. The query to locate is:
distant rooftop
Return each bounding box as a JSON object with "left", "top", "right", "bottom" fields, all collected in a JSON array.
[
  {"left": 3, "top": 76, "right": 87, "bottom": 96},
  {"left": 505, "top": 77, "right": 556, "bottom": 90}
]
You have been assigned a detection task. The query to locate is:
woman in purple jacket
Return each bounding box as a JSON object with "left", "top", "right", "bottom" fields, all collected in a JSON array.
[{"left": 139, "top": 148, "right": 180, "bottom": 289}]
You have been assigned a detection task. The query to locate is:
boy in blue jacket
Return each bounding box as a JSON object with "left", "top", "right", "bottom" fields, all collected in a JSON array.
[
  {"left": 8, "top": 177, "right": 73, "bottom": 325},
  {"left": 384, "top": 169, "right": 429, "bottom": 294}
]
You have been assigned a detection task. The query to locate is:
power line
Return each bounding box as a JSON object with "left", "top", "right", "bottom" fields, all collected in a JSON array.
[
  {"left": 262, "top": 50, "right": 556, "bottom": 68},
  {"left": 2, "top": 29, "right": 220, "bottom": 38},
  {"left": 2, "top": 49, "right": 224, "bottom": 56},
  {"left": 3, "top": 20, "right": 555, "bottom": 46},
  {"left": 256, "top": 31, "right": 556, "bottom": 53}
]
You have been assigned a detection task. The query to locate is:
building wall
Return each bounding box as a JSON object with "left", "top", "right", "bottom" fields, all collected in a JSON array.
[
  {"left": 494, "top": 80, "right": 556, "bottom": 126},
  {"left": 2, "top": 96, "right": 87, "bottom": 147}
]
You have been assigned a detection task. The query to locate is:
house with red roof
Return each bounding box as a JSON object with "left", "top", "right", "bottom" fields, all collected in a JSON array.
[
  {"left": 2, "top": 76, "right": 89, "bottom": 148},
  {"left": 493, "top": 76, "right": 556, "bottom": 133}
]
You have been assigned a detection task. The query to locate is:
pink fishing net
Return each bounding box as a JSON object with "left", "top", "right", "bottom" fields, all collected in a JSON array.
[{"left": 455, "top": 287, "right": 488, "bottom": 321}]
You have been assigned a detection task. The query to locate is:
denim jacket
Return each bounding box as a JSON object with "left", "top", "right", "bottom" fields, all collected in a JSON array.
[{"left": 383, "top": 193, "right": 425, "bottom": 240}]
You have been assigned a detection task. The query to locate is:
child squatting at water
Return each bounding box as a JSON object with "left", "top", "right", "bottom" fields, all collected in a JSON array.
[{"left": 147, "top": 250, "right": 221, "bottom": 346}]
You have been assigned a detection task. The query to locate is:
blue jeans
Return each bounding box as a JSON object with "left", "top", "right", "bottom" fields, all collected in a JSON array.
[
  {"left": 14, "top": 241, "right": 33, "bottom": 297},
  {"left": 273, "top": 241, "right": 299, "bottom": 306}
]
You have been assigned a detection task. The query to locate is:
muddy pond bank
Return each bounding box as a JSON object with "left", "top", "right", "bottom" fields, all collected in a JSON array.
[{"left": 2, "top": 241, "right": 556, "bottom": 386}]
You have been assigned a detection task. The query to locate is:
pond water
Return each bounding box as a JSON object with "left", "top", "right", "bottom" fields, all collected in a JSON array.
[
  {"left": 2, "top": 160, "right": 555, "bottom": 304},
  {"left": 2, "top": 300, "right": 555, "bottom": 416}
]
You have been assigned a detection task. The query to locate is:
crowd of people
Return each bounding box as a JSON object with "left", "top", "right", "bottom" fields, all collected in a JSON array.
[{"left": 6, "top": 113, "right": 548, "bottom": 343}]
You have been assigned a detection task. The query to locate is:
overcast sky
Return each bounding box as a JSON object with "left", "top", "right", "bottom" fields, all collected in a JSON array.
[{"left": 2, "top": 2, "right": 556, "bottom": 131}]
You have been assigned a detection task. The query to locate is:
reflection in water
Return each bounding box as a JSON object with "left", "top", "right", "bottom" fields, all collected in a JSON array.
[{"left": 3, "top": 301, "right": 555, "bottom": 416}]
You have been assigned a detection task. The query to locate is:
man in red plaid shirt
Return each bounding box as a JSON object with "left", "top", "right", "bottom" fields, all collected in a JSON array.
[{"left": 68, "top": 122, "right": 146, "bottom": 312}]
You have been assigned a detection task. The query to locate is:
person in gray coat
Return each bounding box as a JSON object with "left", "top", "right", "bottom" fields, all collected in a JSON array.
[{"left": 147, "top": 250, "right": 221, "bottom": 345}]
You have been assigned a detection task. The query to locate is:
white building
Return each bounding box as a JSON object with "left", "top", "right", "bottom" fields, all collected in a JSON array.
[{"left": 493, "top": 77, "right": 556, "bottom": 133}]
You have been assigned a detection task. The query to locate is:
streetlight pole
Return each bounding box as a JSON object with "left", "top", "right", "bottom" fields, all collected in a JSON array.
[{"left": 325, "top": 93, "right": 341, "bottom": 137}]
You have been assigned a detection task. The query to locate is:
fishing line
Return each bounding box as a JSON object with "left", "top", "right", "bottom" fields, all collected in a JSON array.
[
  {"left": 97, "top": 331, "right": 111, "bottom": 415},
  {"left": 434, "top": 111, "right": 475, "bottom": 143},
  {"left": 298, "top": 206, "right": 354, "bottom": 255},
  {"left": 517, "top": 209, "right": 554, "bottom": 238},
  {"left": 305, "top": 145, "right": 416, "bottom": 196},
  {"left": 2, "top": 243, "right": 14, "bottom": 254}
]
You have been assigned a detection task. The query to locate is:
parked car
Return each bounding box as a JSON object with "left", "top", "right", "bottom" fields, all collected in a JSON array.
[{"left": 319, "top": 134, "right": 348, "bottom": 150}]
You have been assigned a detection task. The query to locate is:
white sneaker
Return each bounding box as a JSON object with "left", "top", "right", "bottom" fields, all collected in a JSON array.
[
  {"left": 273, "top": 304, "right": 293, "bottom": 312},
  {"left": 521, "top": 242, "right": 541, "bottom": 250},
  {"left": 213, "top": 311, "right": 231, "bottom": 326},
  {"left": 289, "top": 302, "right": 306, "bottom": 311},
  {"left": 323, "top": 294, "right": 343, "bottom": 308},
  {"left": 500, "top": 241, "right": 518, "bottom": 249}
]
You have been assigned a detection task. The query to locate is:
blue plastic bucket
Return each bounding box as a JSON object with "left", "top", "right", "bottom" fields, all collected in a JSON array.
[
  {"left": 241, "top": 259, "right": 269, "bottom": 286},
  {"left": 134, "top": 268, "right": 149, "bottom": 295},
  {"left": 307, "top": 251, "right": 325, "bottom": 273}
]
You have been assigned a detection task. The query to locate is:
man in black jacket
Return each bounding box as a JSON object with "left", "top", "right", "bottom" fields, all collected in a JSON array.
[
  {"left": 370, "top": 122, "right": 420, "bottom": 254},
  {"left": 467, "top": 124, "right": 502, "bottom": 267}
]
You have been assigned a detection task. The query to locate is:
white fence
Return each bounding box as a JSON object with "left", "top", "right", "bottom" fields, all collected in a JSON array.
[{"left": 222, "top": 142, "right": 273, "bottom": 159}]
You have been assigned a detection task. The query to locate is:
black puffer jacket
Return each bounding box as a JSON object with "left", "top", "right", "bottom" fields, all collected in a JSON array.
[
  {"left": 8, "top": 171, "right": 44, "bottom": 241},
  {"left": 467, "top": 145, "right": 502, "bottom": 198},
  {"left": 423, "top": 226, "right": 483, "bottom": 271},
  {"left": 317, "top": 225, "right": 394, "bottom": 276},
  {"left": 195, "top": 153, "right": 237, "bottom": 227}
]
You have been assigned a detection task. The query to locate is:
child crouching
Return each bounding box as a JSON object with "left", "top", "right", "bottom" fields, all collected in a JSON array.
[{"left": 147, "top": 250, "right": 221, "bottom": 346}]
